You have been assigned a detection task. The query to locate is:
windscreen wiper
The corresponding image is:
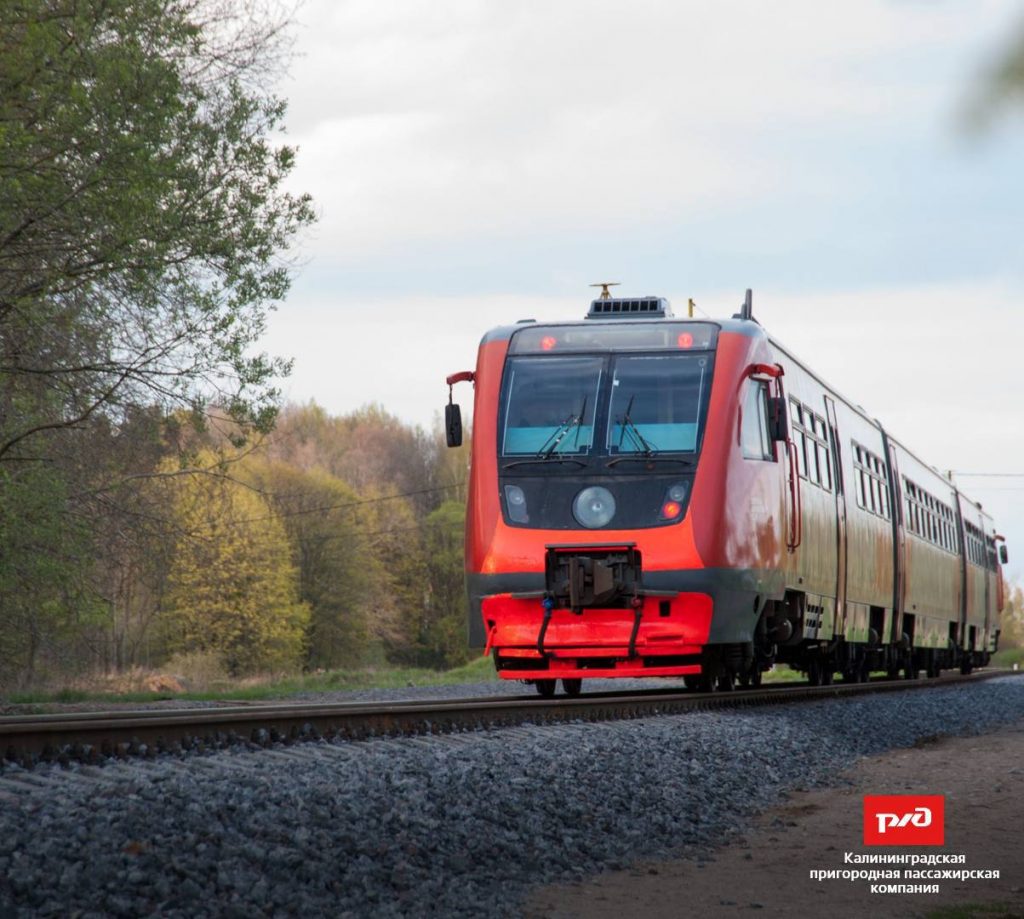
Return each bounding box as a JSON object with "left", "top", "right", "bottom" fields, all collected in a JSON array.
[
  {"left": 616, "top": 395, "right": 656, "bottom": 456},
  {"left": 537, "top": 396, "right": 588, "bottom": 459}
]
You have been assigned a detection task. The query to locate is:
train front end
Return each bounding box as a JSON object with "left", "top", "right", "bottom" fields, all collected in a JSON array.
[{"left": 448, "top": 295, "right": 756, "bottom": 695}]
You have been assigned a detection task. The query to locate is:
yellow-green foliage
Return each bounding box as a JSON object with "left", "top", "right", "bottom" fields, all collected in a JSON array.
[
  {"left": 999, "top": 581, "right": 1023, "bottom": 648},
  {"left": 245, "top": 460, "right": 382, "bottom": 668},
  {"left": 161, "top": 453, "right": 309, "bottom": 674}
]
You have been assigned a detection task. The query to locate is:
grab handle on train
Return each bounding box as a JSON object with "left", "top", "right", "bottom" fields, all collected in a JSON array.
[{"left": 786, "top": 439, "right": 803, "bottom": 552}]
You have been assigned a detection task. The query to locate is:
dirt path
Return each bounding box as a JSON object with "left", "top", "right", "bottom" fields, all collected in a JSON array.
[{"left": 526, "top": 721, "right": 1024, "bottom": 919}]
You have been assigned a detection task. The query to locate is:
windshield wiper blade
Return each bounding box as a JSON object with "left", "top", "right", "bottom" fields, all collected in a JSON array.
[
  {"left": 503, "top": 457, "right": 588, "bottom": 469},
  {"left": 616, "top": 395, "right": 656, "bottom": 457},
  {"left": 537, "top": 396, "right": 588, "bottom": 459},
  {"left": 606, "top": 456, "right": 695, "bottom": 468}
]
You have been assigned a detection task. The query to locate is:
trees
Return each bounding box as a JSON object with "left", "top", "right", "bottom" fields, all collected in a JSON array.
[
  {"left": 0, "top": 0, "right": 313, "bottom": 463},
  {"left": 417, "top": 500, "right": 471, "bottom": 669},
  {"left": 0, "top": 0, "right": 312, "bottom": 687},
  {"left": 161, "top": 453, "right": 309, "bottom": 674},
  {"left": 247, "top": 461, "right": 381, "bottom": 670},
  {"left": 1000, "top": 581, "right": 1024, "bottom": 649},
  {"left": 0, "top": 463, "right": 97, "bottom": 687},
  {"left": 971, "top": 19, "right": 1024, "bottom": 125}
]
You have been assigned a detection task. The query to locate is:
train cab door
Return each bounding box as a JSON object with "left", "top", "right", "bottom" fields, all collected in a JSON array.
[{"left": 824, "top": 397, "right": 848, "bottom": 634}]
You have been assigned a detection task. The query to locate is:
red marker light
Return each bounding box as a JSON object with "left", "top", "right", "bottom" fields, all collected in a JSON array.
[
  {"left": 540, "top": 335, "right": 557, "bottom": 351},
  {"left": 660, "top": 500, "right": 682, "bottom": 519},
  {"left": 677, "top": 332, "right": 694, "bottom": 349}
]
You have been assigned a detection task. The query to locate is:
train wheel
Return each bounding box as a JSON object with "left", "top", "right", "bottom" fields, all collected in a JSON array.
[
  {"left": 750, "top": 668, "right": 763, "bottom": 688},
  {"left": 684, "top": 675, "right": 701, "bottom": 691},
  {"left": 717, "top": 672, "right": 735, "bottom": 692},
  {"left": 698, "top": 673, "right": 717, "bottom": 692},
  {"left": 738, "top": 673, "right": 750, "bottom": 689},
  {"left": 561, "top": 678, "right": 582, "bottom": 697},
  {"left": 960, "top": 656, "right": 973, "bottom": 676},
  {"left": 535, "top": 679, "right": 557, "bottom": 698},
  {"left": 807, "top": 658, "right": 822, "bottom": 686},
  {"left": 821, "top": 665, "right": 834, "bottom": 686}
]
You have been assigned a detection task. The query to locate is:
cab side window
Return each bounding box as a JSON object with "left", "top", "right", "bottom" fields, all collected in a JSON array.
[{"left": 740, "top": 380, "right": 772, "bottom": 460}]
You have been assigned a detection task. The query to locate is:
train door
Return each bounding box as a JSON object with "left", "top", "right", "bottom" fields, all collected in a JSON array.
[
  {"left": 953, "top": 493, "right": 968, "bottom": 648},
  {"left": 883, "top": 435, "right": 906, "bottom": 644},
  {"left": 824, "top": 397, "right": 847, "bottom": 634},
  {"left": 983, "top": 534, "right": 995, "bottom": 649}
]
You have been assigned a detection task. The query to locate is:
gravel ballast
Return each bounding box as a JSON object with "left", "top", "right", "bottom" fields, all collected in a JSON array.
[{"left": 1, "top": 677, "right": 1022, "bottom": 917}]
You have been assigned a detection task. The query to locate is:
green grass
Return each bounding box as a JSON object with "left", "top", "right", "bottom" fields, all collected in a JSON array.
[
  {"left": 992, "top": 647, "right": 1024, "bottom": 669},
  {"left": 3, "top": 655, "right": 500, "bottom": 706},
  {"left": 760, "top": 664, "right": 804, "bottom": 684}
]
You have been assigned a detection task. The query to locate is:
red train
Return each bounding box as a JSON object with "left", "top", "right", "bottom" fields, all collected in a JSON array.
[{"left": 445, "top": 291, "right": 1008, "bottom": 696}]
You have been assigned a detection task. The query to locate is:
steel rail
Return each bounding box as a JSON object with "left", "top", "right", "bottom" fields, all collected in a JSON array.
[{"left": 0, "top": 670, "right": 1015, "bottom": 765}]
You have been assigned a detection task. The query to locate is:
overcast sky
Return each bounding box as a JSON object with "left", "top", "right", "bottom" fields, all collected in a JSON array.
[{"left": 263, "top": 0, "right": 1024, "bottom": 576}]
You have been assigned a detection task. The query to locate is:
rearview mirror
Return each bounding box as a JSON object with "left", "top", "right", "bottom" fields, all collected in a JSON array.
[
  {"left": 446, "top": 403, "right": 463, "bottom": 448},
  {"left": 1000, "top": 544, "right": 1008, "bottom": 565},
  {"left": 766, "top": 396, "right": 788, "bottom": 442}
]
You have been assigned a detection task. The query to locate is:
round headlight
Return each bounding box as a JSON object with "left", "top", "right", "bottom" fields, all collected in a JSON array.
[
  {"left": 573, "top": 486, "right": 616, "bottom": 529},
  {"left": 504, "top": 484, "right": 529, "bottom": 522},
  {"left": 668, "top": 483, "right": 688, "bottom": 502},
  {"left": 505, "top": 485, "right": 526, "bottom": 506}
]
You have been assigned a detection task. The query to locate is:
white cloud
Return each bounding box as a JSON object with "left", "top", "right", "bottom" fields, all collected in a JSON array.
[{"left": 279, "top": 0, "right": 1017, "bottom": 257}]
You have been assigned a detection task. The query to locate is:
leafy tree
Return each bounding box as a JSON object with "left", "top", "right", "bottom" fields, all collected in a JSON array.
[
  {"left": 161, "top": 453, "right": 309, "bottom": 674},
  {"left": 1000, "top": 581, "right": 1024, "bottom": 649},
  {"left": 416, "top": 500, "right": 470, "bottom": 669},
  {"left": 971, "top": 18, "right": 1024, "bottom": 125},
  {"left": 246, "top": 461, "right": 381, "bottom": 669},
  {"left": 267, "top": 403, "right": 457, "bottom": 514},
  {"left": 0, "top": 0, "right": 313, "bottom": 464},
  {"left": 0, "top": 463, "right": 99, "bottom": 688}
]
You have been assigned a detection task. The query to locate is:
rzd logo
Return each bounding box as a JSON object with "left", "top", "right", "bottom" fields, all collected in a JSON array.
[{"left": 863, "top": 795, "right": 944, "bottom": 846}]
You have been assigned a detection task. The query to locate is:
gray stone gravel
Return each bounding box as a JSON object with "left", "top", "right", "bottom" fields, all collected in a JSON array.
[{"left": 0, "top": 677, "right": 1021, "bottom": 918}]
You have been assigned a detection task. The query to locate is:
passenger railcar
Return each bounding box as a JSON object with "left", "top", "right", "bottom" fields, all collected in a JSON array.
[{"left": 444, "top": 292, "right": 1008, "bottom": 696}]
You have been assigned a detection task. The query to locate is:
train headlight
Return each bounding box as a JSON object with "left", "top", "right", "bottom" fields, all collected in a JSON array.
[
  {"left": 573, "top": 486, "right": 616, "bottom": 529},
  {"left": 504, "top": 484, "right": 529, "bottom": 523},
  {"left": 667, "top": 483, "right": 688, "bottom": 503}
]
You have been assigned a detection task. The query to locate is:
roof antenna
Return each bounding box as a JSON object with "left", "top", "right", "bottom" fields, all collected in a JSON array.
[
  {"left": 733, "top": 288, "right": 756, "bottom": 322},
  {"left": 590, "top": 281, "right": 620, "bottom": 300},
  {"left": 741, "top": 288, "right": 753, "bottom": 320}
]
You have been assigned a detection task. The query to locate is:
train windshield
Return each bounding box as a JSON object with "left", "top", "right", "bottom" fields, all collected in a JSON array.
[
  {"left": 607, "top": 354, "right": 710, "bottom": 455},
  {"left": 500, "top": 351, "right": 714, "bottom": 461},
  {"left": 501, "top": 357, "right": 603, "bottom": 456}
]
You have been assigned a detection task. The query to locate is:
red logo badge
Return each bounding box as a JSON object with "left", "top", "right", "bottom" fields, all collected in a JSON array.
[{"left": 863, "top": 795, "right": 944, "bottom": 846}]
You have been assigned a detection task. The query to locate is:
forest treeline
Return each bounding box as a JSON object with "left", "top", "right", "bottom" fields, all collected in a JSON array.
[
  {"left": 0, "top": 400, "right": 471, "bottom": 689},
  {"left": 1, "top": 0, "right": 476, "bottom": 689}
]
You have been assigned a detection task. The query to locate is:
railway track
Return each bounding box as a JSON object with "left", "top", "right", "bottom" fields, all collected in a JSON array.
[{"left": 2, "top": 669, "right": 1015, "bottom": 766}]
